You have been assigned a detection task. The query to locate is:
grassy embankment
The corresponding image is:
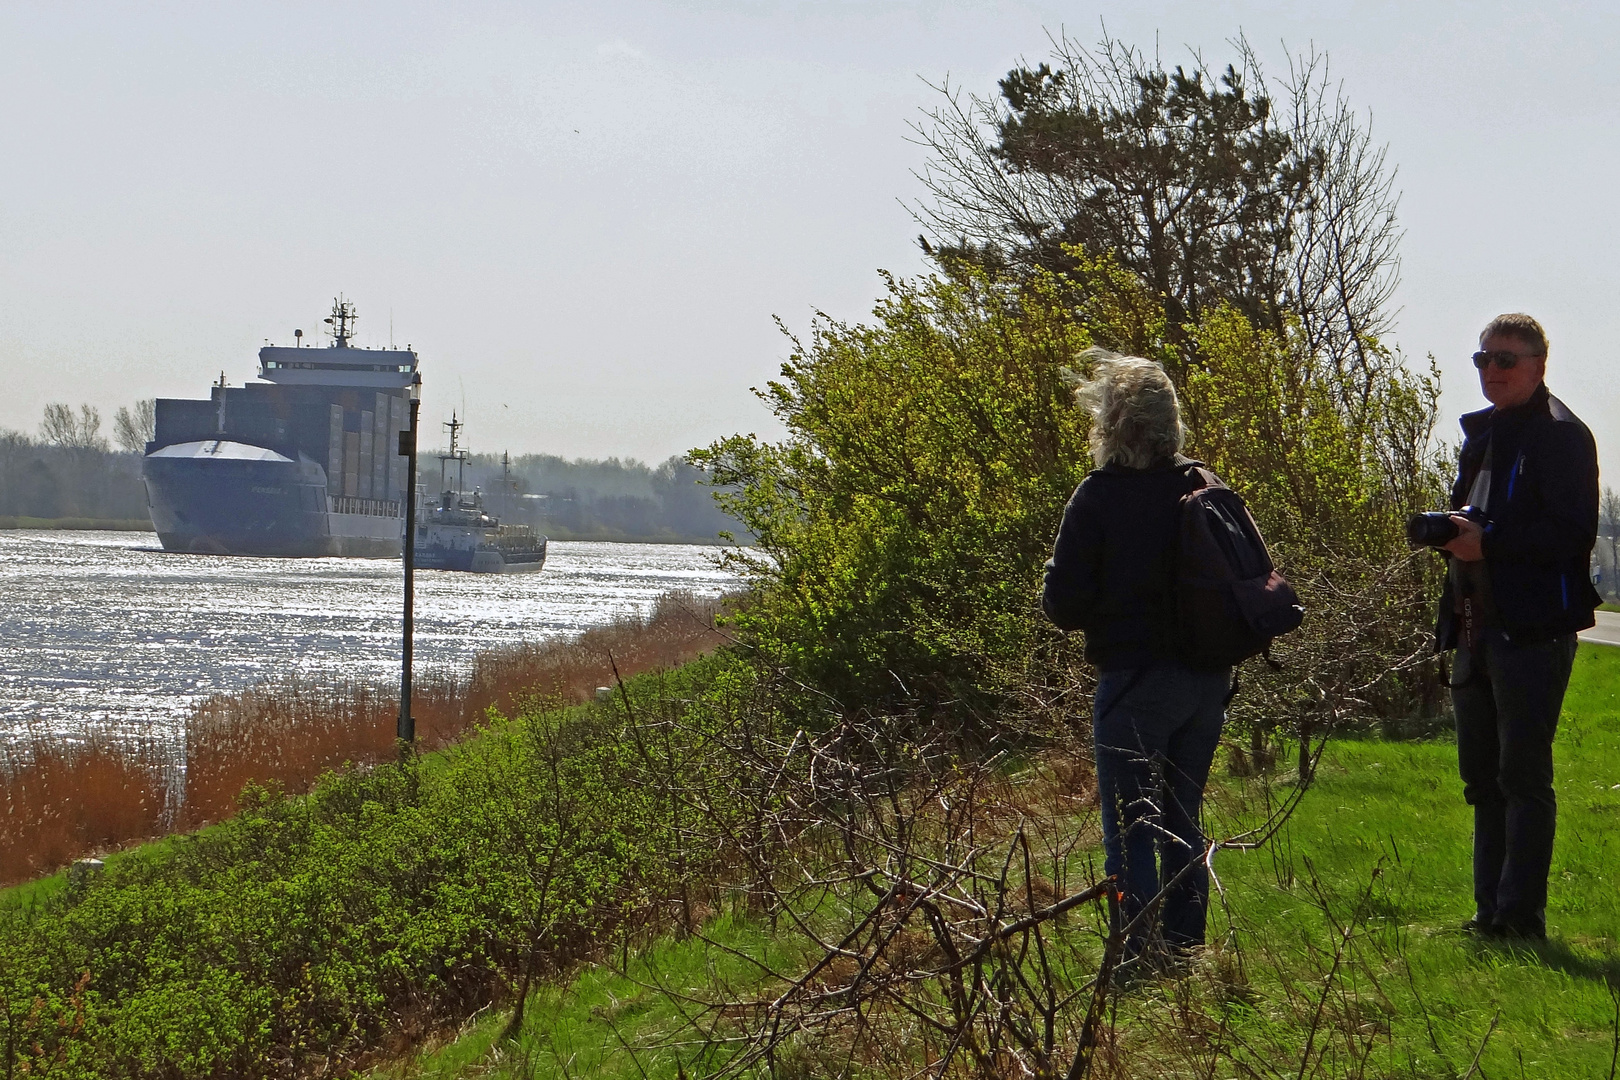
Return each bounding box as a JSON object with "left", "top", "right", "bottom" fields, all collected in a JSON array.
[
  {"left": 1, "top": 591, "right": 728, "bottom": 885},
  {"left": 1, "top": 646, "right": 753, "bottom": 1077},
  {"left": 8, "top": 637, "right": 1619, "bottom": 1078},
  {"left": 386, "top": 644, "right": 1620, "bottom": 1079}
]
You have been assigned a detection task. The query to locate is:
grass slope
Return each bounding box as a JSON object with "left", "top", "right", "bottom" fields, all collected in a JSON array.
[
  {"left": 391, "top": 645, "right": 1620, "bottom": 1078},
  {"left": 0, "top": 657, "right": 739, "bottom": 1078}
]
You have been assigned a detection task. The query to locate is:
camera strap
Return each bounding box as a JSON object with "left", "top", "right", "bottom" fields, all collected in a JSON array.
[
  {"left": 1455, "top": 433, "right": 1493, "bottom": 650},
  {"left": 1465, "top": 435, "right": 1493, "bottom": 513}
]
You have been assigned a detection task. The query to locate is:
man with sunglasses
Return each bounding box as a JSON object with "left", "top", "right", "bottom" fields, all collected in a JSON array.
[{"left": 1436, "top": 312, "right": 1600, "bottom": 941}]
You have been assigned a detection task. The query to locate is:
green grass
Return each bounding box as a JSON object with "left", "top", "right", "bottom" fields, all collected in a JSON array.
[
  {"left": 377, "top": 913, "right": 811, "bottom": 1080},
  {"left": 0, "top": 832, "right": 192, "bottom": 910},
  {"left": 1191, "top": 644, "right": 1620, "bottom": 1076},
  {"left": 389, "top": 644, "right": 1620, "bottom": 1078}
]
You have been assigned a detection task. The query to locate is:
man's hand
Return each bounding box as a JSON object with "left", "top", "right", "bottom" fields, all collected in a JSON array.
[{"left": 1443, "top": 515, "right": 1485, "bottom": 562}]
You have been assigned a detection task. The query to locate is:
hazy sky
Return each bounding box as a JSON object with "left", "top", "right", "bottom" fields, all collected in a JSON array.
[{"left": 2, "top": 1, "right": 1617, "bottom": 481}]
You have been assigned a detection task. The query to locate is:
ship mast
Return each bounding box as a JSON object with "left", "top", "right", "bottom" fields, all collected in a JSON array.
[
  {"left": 501, "top": 450, "right": 512, "bottom": 520},
  {"left": 323, "top": 296, "right": 357, "bottom": 348},
  {"left": 438, "top": 412, "right": 468, "bottom": 499}
]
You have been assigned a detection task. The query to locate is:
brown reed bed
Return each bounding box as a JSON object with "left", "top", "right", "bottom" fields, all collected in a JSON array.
[
  {"left": 1, "top": 590, "right": 731, "bottom": 887},
  {"left": 0, "top": 729, "right": 168, "bottom": 886}
]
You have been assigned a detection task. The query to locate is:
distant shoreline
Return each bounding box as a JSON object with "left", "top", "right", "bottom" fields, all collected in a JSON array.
[
  {"left": 0, "top": 516, "right": 153, "bottom": 531},
  {"left": 0, "top": 516, "right": 745, "bottom": 546}
]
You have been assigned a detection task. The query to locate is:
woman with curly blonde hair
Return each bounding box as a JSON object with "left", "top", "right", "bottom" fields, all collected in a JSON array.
[{"left": 1042, "top": 350, "right": 1233, "bottom": 974}]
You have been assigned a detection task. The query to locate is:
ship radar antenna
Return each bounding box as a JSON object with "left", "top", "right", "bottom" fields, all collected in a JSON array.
[
  {"left": 444, "top": 411, "right": 462, "bottom": 456},
  {"left": 323, "top": 295, "right": 357, "bottom": 348}
]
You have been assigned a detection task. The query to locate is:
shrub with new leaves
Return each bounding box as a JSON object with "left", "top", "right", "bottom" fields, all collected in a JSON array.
[
  {"left": 698, "top": 250, "right": 1447, "bottom": 745},
  {"left": 695, "top": 256, "right": 1164, "bottom": 723},
  {"left": 1185, "top": 308, "right": 1449, "bottom": 752}
]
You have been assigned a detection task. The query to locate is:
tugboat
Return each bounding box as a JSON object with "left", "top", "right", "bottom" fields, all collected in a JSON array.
[{"left": 414, "top": 415, "right": 548, "bottom": 574}]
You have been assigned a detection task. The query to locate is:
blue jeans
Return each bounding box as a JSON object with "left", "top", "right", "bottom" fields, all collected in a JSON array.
[
  {"left": 1094, "top": 661, "right": 1231, "bottom": 955},
  {"left": 1452, "top": 629, "right": 1577, "bottom": 935}
]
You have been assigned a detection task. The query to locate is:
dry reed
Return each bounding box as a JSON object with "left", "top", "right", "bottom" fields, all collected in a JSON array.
[
  {"left": 1, "top": 590, "right": 730, "bottom": 886},
  {"left": 0, "top": 728, "right": 166, "bottom": 885}
]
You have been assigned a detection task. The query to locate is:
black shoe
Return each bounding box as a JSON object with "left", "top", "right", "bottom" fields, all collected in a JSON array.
[{"left": 1461, "top": 915, "right": 1500, "bottom": 937}]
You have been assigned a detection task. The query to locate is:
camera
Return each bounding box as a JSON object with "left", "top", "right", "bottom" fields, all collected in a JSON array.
[{"left": 1406, "top": 505, "right": 1485, "bottom": 547}]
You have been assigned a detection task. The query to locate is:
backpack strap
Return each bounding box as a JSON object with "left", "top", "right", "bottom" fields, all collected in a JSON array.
[{"left": 1222, "top": 671, "right": 1241, "bottom": 708}]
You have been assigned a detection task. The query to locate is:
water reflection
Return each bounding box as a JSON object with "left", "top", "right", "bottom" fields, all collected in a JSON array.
[{"left": 0, "top": 530, "right": 738, "bottom": 744}]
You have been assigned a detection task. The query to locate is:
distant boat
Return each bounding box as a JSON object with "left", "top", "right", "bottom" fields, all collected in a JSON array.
[
  {"left": 414, "top": 418, "right": 547, "bottom": 574},
  {"left": 142, "top": 296, "right": 417, "bottom": 558}
]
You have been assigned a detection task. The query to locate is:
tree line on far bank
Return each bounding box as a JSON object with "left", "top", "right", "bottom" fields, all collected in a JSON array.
[
  {"left": 452, "top": 452, "right": 738, "bottom": 543},
  {"left": 0, "top": 401, "right": 736, "bottom": 543},
  {"left": 0, "top": 403, "right": 153, "bottom": 522}
]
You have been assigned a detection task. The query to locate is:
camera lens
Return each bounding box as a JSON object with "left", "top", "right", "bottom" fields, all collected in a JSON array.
[{"left": 1405, "top": 512, "right": 1460, "bottom": 547}]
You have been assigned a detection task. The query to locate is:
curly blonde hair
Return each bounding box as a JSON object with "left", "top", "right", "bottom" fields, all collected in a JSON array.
[{"left": 1071, "top": 349, "right": 1185, "bottom": 470}]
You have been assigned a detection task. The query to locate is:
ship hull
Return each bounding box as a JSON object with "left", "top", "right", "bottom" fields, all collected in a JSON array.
[
  {"left": 414, "top": 542, "right": 547, "bottom": 574},
  {"left": 414, "top": 517, "right": 547, "bottom": 573},
  {"left": 143, "top": 441, "right": 401, "bottom": 558}
]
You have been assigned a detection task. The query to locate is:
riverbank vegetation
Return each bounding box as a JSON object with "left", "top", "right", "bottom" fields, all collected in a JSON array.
[
  {"left": 1, "top": 654, "right": 749, "bottom": 1076},
  {"left": 0, "top": 409, "right": 150, "bottom": 522},
  {"left": 8, "top": 640, "right": 1619, "bottom": 1078},
  {"left": 391, "top": 645, "right": 1620, "bottom": 1079},
  {"left": 0, "top": 592, "right": 727, "bottom": 886},
  {"left": 456, "top": 453, "right": 739, "bottom": 544},
  {"left": 0, "top": 515, "right": 152, "bottom": 530}
]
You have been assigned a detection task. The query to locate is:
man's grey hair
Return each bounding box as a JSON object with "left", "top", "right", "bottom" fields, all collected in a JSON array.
[{"left": 1070, "top": 348, "right": 1185, "bottom": 470}]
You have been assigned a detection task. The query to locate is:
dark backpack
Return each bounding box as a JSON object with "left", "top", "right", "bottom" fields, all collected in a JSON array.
[{"left": 1175, "top": 468, "right": 1304, "bottom": 668}]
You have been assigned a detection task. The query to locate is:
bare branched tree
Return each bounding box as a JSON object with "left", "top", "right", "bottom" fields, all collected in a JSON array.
[
  {"left": 910, "top": 30, "right": 1401, "bottom": 398},
  {"left": 39, "top": 402, "right": 109, "bottom": 452},
  {"left": 113, "top": 400, "right": 156, "bottom": 454},
  {"left": 1278, "top": 47, "right": 1403, "bottom": 423},
  {"left": 606, "top": 693, "right": 1353, "bottom": 1079}
]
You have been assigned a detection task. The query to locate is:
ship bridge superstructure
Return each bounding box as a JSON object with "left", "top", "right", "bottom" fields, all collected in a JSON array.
[{"left": 257, "top": 297, "right": 420, "bottom": 390}]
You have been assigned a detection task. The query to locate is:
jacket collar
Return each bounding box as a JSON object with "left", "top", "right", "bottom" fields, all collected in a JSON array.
[
  {"left": 1459, "top": 382, "right": 1550, "bottom": 439},
  {"left": 1097, "top": 453, "right": 1203, "bottom": 476}
]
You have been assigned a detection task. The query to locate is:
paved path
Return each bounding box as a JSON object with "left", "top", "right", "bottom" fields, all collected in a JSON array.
[{"left": 1579, "top": 609, "right": 1620, "bottom": 647}]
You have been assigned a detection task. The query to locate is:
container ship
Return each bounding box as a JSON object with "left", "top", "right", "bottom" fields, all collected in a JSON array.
[{"left": 142, "top": 298, "right": 419, "bottom": 557}]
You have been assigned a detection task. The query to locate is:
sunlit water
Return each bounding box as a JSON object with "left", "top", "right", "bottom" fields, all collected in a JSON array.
[{"left": 0, "top": 530, "right": 739, "bottom": 748}]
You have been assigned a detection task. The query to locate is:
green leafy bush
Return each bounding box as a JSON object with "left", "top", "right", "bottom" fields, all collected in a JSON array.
[
  {"left": 0, "top": 654, "right": 756, "bottom": 1078},
  {"left": 697, "top": 253, "right": 1446, "bottom": 745},
  {"left": 695, "top": 259, "right": 1152, "bottom": 723}
]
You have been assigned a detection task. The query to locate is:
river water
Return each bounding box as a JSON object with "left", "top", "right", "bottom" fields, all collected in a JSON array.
[{"left": 0, "top": 529, "right": 739, "bottom": 747}]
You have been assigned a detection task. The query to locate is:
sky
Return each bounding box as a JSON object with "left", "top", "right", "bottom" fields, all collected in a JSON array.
[{"left": 1, "top": 0, "right": 1617, "bottom": 482}]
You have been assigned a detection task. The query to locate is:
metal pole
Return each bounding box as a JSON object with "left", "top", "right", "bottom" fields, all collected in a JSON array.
[{"left": 399, "top": 398, "right": 419, "bottom": 746}]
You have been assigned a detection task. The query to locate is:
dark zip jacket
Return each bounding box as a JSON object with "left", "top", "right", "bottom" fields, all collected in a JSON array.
[
  {"left": 1042, "top": 456, "right": 1209, "bottom": 671},
  {"left": 1435, "top": 383, "right": 1600, "bottom": 649}
]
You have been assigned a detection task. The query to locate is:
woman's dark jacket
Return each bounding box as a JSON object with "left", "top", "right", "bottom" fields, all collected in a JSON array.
[
  {"left": 1042, "top": 455, "right": 1209, "bottom": 671},
  {"left": 1436, "top": 383, "right": 1600, "bottom": 649}
]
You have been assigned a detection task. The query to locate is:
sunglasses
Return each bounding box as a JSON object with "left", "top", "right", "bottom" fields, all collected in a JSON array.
[{"left": 1472, "top": 349, "right": 1542, "bottom": 371}]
